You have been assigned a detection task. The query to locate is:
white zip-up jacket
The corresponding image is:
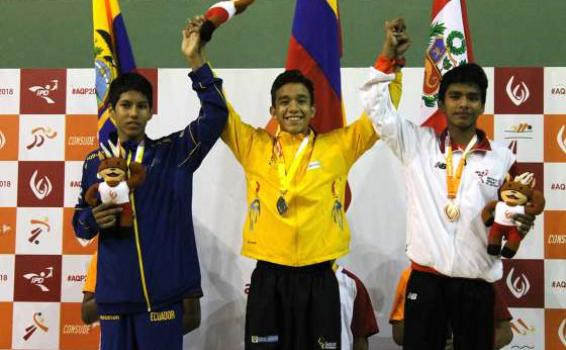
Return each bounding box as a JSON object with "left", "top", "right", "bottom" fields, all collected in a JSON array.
[{"left": 360, "top": 67, "right": 515, "bottom": 282}]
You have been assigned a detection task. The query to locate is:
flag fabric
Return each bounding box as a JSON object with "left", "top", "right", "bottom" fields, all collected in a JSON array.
[
  {"left": 269, "top": 0, "right": 353, "bottom": 207},
  {"left": 93, "top": 0, "right": 136, "bottom": 144},
  {"left": 266, "top": 0, "right": 344, "bottom": 134},
  {"left": 421, "top": 0, "right": 474, "bottom": 133}
]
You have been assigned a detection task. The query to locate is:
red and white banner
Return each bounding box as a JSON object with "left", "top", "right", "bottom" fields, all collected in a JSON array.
[
  {"left": 421, "top": 0, "right": 474, "bottom": 133},
  {"left": 0, "top": 66, "right": 565, "bottom": 349}
]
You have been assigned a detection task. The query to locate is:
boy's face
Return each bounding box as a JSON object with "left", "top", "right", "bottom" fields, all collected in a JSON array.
[
  {"left": 110, "top": 90, "right": 152, "bottom": 143},
  {"left": 270, "top": 83, "right": 315, "bottom": 135},
  {"left": 439, "top": 82, "right": 485, "bottom": 132}
]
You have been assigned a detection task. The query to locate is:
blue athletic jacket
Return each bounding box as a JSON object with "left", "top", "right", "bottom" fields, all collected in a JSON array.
[{"left": 73, "top": 64, "right": 227, "bottom": 314}]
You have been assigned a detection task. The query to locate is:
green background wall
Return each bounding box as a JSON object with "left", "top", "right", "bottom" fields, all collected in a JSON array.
[{"left": 0, "top": 0, "right": 564, "bottom": 68}]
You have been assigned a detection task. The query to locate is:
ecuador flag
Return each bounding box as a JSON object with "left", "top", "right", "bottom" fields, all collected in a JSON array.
[{"left": 93, "top": 0, "right": 136, "bottom": 144}]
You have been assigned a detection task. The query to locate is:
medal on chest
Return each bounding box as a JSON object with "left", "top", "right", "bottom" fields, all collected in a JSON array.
[
  {"left": 276, "top": 196, "right": 288, "bottom": 215},
  {"left": 274, "top": 131, "right": 311, "bottom": 216},
  {"left": 444, "top": 134, "right": 477, "bottom": 222}
]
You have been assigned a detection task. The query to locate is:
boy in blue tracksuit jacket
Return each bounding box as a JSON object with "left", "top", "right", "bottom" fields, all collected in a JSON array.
[{"left": 72, "top": 21, "right": 225, "bottom": 350}]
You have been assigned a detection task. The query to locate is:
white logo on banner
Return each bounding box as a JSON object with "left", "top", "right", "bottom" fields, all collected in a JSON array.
[
  {"left": 26, "top": 127, "right": 57, "bottom": 150},
  {"left": 506, "top": 76, "right": 530, "bottom": 106},
  {"left": 557, "top": 125, "right": 566, "bottom": 154},
  {"left": 23, "top": 267, "right": 54, "bottom": 292},
  {"left": 559, "top": 319, "right": 566, "bottom": 347},
  {"left": 29, "top": 170, "right": 53, "bottom": 200},
  {"left": 28, "top": 80, "right": 58, "bottom": 104},
  {"left": 506, "top": 267, "right": 531, "bottom": 298},
  {"left": 0, "top": 130, "right": 6, "bottom": 150},
  {"left": 1, "top": 224, "right": 12, "bottom": 234}
]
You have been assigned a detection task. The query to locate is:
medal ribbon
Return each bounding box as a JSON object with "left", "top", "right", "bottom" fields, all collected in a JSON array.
[
  {"left": 124, "top": 140, "right": 150, "bottom": 310},
  {"left": 134, "top": 141, "right": 144, "bottom": 163},
  {"left": 445, "top": 134, "right": 477, "bottom": 199},
  {"left": 275, "top": 131, "right": 311, "bottom": 198},
  {"left": 124, "top": 140, "right": 145, "bottom": 167}
]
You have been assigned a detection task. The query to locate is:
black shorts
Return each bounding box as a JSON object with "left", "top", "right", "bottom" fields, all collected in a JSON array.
[
  {"left": 245, "top": 260, "right": 341, "bottom": 350},
  {"left": 403, "top": 270, "right": 495, "bottom": 350}
]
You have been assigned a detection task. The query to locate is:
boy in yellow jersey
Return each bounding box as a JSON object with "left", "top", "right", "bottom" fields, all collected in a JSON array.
[{"left": 192, "top": 14, "right": 409, "bottom": 349}]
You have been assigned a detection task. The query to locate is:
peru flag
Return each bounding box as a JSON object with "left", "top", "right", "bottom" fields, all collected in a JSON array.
[{"left": 421, "top": 0, "right": 474, "bottom": 133}]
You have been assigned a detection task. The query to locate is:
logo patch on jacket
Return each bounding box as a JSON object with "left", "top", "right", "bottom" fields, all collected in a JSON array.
[
  {"left": 307, "top": 160, "right": 321, "bottom": 170},
  {"left": 475, "top": 169, "right": 500, "bottom": 187},
  {"left": 434, "top": 161, "right": 447, "bottom": 170},
  {"left": 251, "top": 335, "right": 279, "bottom": 344}
]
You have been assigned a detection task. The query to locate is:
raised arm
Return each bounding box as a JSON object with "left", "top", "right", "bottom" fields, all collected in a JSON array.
[
  {"left": 362, "top": 17, "right": 410, "bottom": 116},
  {"left": 181, "top": 15, "right": 260, "bottom": 169},
  {"left": 360, "top": 18, "right": 427, "bottom": 164},
  {"left": 382, "top": 17, "right": 410, "bottom": 109},
  {"left": 330, "top": 20, "right": 409, "bottom": 167},
  {"left": 182, "top": 16, "right": 207, "bottom": 71},
  {"left": 175, "top": 16, "right": 230, "bottom": 170}
]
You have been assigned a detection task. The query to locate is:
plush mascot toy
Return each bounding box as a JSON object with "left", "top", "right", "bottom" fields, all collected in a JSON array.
[
  {"left": 200, "top": 0, "right": 255, "bottom": 42},
  {"left": 482, "top": 172, "right": 545, "bottom": 258},
  {"left": 85, "top": 143, "right": 146, "bottom": 228}
]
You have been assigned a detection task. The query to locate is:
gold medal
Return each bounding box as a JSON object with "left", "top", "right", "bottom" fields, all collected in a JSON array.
[
  {"left": 444, "top": 202, "right": 460, "bottom": 222},
  {"left": 444, "top": 134, "right": 477, "bottom": 222}
]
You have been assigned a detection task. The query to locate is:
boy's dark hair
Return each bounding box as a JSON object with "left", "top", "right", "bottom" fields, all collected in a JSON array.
[
  {"left": 438, "top": 63, "right": 488, "bottom": 105},
  {"left": 108, "top": 72, "right": 153, "bottom": 110},
  {"left": 270, "top": 69, "right": 315, "bottom": 106}
]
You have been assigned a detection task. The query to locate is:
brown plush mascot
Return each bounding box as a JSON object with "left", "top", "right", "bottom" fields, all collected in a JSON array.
[
  {"left": 85, "top": 143, "right": 146, "bottom": 228},
  {"left": 482, "top": 172, "right": 545, "bottom": 258}
]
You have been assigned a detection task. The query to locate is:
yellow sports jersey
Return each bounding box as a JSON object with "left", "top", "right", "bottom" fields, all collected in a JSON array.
[
  {"left": 83, "top": 252, "right": 97, "bottom": 293},
  {"left": 222, "top": 73, "right": 401, "bottom": 266}
]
